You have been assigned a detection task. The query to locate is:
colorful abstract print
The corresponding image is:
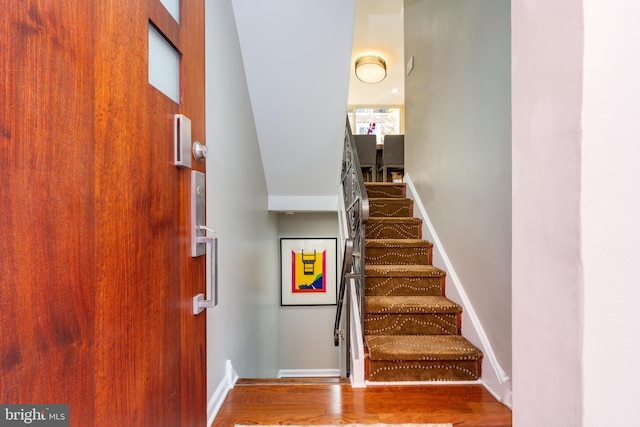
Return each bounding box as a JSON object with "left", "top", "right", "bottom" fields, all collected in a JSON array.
[{"left": 291, "top": 249, "right": 327, "bottom": 293}]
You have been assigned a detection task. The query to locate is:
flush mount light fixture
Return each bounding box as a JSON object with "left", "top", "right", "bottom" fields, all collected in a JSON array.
[{"left": 355, "top": 55, "right": 387, "bottom": 84}]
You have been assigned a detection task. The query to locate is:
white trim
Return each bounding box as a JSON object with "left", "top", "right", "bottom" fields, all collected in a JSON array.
[
  {"left": 480, "top": 378, "right": 513, "bottom": 410},
  {"left": 337, "top": 186, "right": 349, "bottom": 249},
  {"left": 337, "top": 187, "right": 349, "bottom": 379},
  {"left": 277, "top": 369, "right": 341, "bottom": 378},
  {"left": 207, "top": 360, "right": 238, "bottom": 427},
  {"left": 268, "top": 195, "right": 338, "bottom": 212},
  {"left": 349, "top": 280, "right": 367, "bottom": 388},
  {"left": 404, "top": 173, "right": 511, "bottom": 404}
]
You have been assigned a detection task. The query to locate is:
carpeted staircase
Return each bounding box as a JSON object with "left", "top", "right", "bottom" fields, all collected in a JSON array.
[{"left": 363, "top": 182, "right": 483, "bottom": 382}]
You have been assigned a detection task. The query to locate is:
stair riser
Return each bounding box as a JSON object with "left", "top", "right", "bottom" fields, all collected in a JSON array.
[
  {"left": 365, "top": 313, "right": 460, "bottom": 335},
  {"left": 365, "top": 247, "right": 432, "bottom": 265},
  {"left": 365, "top": 277, "right": 445, "bottom": 297},
  {"left": 366, "top": 222, "right": 421, "bottom": 239},
  {"left": 369, "top": 202, "right": 413, "bottom": 218},
  {"left": 367, "top": 360, "right": 482, "bottom": 382},
  {"left": 366, "top": 185, "right": 405, "bottom": 198}
]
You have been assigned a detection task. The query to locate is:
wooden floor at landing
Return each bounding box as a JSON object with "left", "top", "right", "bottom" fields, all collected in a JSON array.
[{"left": 211, "top": 378, "right": 512, "bottom": 426}]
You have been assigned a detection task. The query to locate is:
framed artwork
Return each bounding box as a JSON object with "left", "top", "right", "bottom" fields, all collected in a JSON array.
[{"left": 280, "top": 238, "right": 337, "bottom": 306}]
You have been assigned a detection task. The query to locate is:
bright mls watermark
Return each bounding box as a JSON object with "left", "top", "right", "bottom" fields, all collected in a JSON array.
[{"left": 0, "top": 405, "right": 69, "bottom": 426}]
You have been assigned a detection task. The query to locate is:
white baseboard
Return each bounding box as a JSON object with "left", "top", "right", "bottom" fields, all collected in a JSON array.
[
  {"left": 480, "top": 378, "right": 513, "bottom": 409},
  {"left": 404, "top": 173, "right": 512, "bottom": 406},
  {"left": 207, "top": 360, "right": 238, "bottom": 427},
  {"left": 277, "top": 369, "right": 341, "bottom": 378}
]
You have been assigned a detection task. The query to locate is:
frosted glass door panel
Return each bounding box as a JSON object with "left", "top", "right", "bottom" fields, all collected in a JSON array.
[
  {"left": 159, "top": 0, "right": 179, "bottom": 22},
  {"left": 148, "top": 24, "right": 180, "bottom": 104}
]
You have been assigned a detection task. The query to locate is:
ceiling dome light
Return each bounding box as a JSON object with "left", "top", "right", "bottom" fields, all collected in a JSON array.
[{"left": 355, "top": 55, "right": 387, "bottom": 84}]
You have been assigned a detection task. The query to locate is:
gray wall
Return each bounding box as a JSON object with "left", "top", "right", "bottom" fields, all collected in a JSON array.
[
  {"left": 277, "top": 213, "right": 341, "bottom": 374},
  {"left": 404, "top": 0, "right": 512, "bottom": 376},
  {"left": 204, "top": 2, "right": 344, "bottom": 398},
  {"left": 205, "top": 0, "right": 280, "bottom": 397}
]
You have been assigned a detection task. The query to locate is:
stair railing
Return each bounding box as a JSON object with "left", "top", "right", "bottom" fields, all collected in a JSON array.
[{"left": 334, "top": 118, "right": 369, "bottom": 379}]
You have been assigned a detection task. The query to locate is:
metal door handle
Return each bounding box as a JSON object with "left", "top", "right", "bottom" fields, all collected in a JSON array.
[
  {"left": 193, "top": 233, "right": 217, "bottom": 315},
  {"left": 191, "top": 170, "right": 217, "bottom": 314},
  {"left": 192, "top": 141, "right": 208, "bottom": 162}
]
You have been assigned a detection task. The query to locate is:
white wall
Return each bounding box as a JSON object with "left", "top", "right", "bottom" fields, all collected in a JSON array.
[
  {"left": 581, "top": 1, "right": 640, "bottom": 426},
  {"left": 514, "top": 1, "right": 640, "bottom": 425},
  {"left": 277, "top": 213, "right": 341, "bottom": 374},
  {"left": 403, "top": 0, "right": 512, "bottom": 377},
  {"left": 231, "top": 0, "right": 355, "bottom": 211},
  {"left": 512, "top": 0, "right": 584, "bottom": 425},
  {"left": 204, "top": 0, "right": 280, "bottom": 400}
]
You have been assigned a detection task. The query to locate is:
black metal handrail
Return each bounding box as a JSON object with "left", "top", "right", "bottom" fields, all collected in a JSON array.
[
  {"left": 334, "top": 118, "right": 369, "bottom": 376},
  {"left": 334, "top": 239, "right": 353, "bottom": 346}
]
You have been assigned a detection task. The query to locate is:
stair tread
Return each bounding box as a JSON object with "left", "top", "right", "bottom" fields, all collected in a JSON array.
[
  {"left": 365, "top": 295, "right": 460, "bottom": 314},
  {"left": 368, "top": 197, "right": 412, "bottom": 202},
  {"left": 366, "top": 334, "right": 482, "bottom": 361},
  {"left": 368, "top": 216, "right": 421, "bottom": 223},
  {"left": 366, "top": 264, "right": 445, "bottom": 277},
  {"left": 366, "top": 182, "right": 406, "bottom": 188},
  {"left": 366, "top": 239, "right": 433, "bottom": 248}
]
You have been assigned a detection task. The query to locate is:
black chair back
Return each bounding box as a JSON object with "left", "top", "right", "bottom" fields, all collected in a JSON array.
[
  {"left": 354, "top": 134, "right": 378, "bottom": 181},
  {"left": 380, "top": 135, "right": 404, "bottom": 181}
]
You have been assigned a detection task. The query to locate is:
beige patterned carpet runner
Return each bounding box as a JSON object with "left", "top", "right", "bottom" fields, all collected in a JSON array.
[
  {"left": 363, "top": 183, "right": 482, "bottom": 382},
  {"left": 235, "top": 424, "right": 453, "bottom": 427}
]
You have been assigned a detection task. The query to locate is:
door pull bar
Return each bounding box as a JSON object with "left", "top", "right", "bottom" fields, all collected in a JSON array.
[
  {"left": 191, "top": 170, "right": 217, "bottom": 314},
  {"left": 193, "top": 232, "right": 217, "bottom": 315}
]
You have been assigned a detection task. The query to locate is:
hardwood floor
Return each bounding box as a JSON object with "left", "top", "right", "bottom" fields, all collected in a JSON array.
[{"left": 211, "top": 379, "right": 512, "bottom": 426}]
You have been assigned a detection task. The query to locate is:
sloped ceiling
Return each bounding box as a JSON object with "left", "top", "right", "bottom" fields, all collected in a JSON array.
[{"left": 232, "top": 0, "right": 356, "bottom": 212}]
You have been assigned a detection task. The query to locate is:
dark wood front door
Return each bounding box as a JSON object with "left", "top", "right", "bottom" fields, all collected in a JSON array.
[{"left": 0, "top": 0, "right": 207, "bottom": 425}]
